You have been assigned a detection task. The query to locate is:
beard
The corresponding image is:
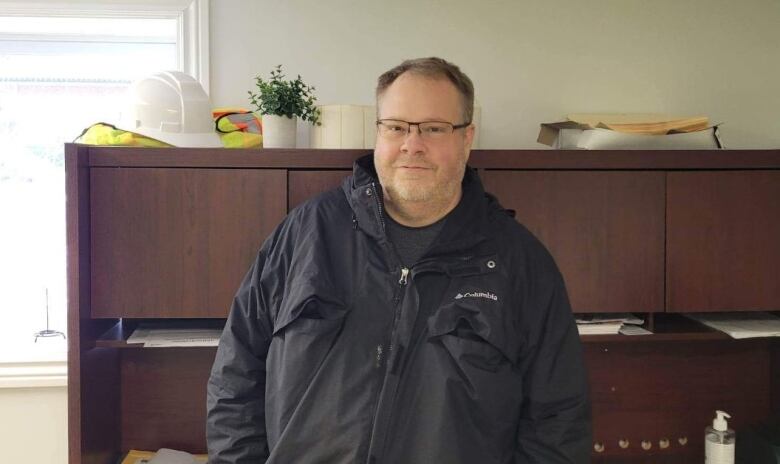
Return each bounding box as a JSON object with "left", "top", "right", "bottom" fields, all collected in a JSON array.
[{"left": 381, "top": 159, "right": 466, "bottom": 204}]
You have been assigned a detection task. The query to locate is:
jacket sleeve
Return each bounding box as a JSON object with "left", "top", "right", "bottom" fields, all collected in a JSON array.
[
  {"left": 515, "top": 257, "right": 592, "bottom": 463},
  {"left": 207, "top": 245, "right": 276, "bottom": 463}
]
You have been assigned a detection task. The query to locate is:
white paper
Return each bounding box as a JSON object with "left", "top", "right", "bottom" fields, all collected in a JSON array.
[
  {"left": 577, "top": 322, "right": 622, "bottom": 335},
  {"left": 576, "top": 313, "right": 646, "bottom": 335},
  {"left": 576, "top": 313, "right": 644, "bottom": 325},
  {"left": 127, "top": 327, "right": 222, "bottom": 347},
  {"left": 684, "top": 312, "right": 780, "bottom": 339},
  {"left": 619, "top": 325, "right": 653, "bottom": 336},
  {"left": 576, "top": 127, "right": 721, "bottom": 150},
  {"left": 146, "top": 448, "right": 200, "bottom": 464}
]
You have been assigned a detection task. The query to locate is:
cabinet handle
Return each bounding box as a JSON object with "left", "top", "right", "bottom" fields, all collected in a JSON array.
[
  {"left": 594, "top": 442, "right": 605, "bottom": 453},
  {"left": 641, "top": 440, "right": 652, "bottom": 450},
  {"left": 678, "top": 436, "right": 688, "bottom": 446},
  {"left": 618, "top": 439, "right": 629, "bottom": 449}
]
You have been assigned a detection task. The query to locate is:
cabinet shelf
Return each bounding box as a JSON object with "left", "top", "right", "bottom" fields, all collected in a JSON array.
[
  {"left": 580, "top": 312, "right": 780, "bottom": 343},
  {"left": 94, "top": 319, "right": 223, "bottom": 349},
  {"left": 92, "top": 313, "right": 752, "bottom": 348},
  {"left": 580, "top": 312, "right": 731, "bottom": 343}
]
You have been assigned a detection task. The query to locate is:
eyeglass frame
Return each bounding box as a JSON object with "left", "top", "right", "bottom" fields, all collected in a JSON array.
[{"left": 375, "top": 118, "right": 472, "bottom": 139}]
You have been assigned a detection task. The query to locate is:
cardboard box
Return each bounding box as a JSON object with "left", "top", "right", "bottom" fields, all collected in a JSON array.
[
  {"left": 538, "top": 116, "right": 723, "bottom": 150},
  {"left": 576, "top": 126, "right": 722, "bottom": 150}
]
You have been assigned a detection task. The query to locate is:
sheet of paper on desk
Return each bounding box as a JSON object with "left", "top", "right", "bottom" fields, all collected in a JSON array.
[
  {"left": 576, "top": 313, "right": 644, "bottom": 325},
  {"left": 619, "top": 325, "right": 653, "bottom": 336},
  {"left": 685, "top": 312, "right": 780, "bottom": 339},
  {"left": 122, "top": 449, "right": 207, "bottom": 464},
  {"left": 146, "top": 448, "right": 207, "bottom": 463},
  {"left": 127, "top": 327, "right": 222, "bottom": 347}
]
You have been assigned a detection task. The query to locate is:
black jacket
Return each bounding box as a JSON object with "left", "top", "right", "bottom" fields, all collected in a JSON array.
[{"left": 207, "top": 154, "right": 592, "bottom": 463}]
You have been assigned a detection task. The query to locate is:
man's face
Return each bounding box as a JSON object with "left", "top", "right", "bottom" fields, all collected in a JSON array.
[{"left": 374, "top": 73, "right": 474, "bottom": 206}]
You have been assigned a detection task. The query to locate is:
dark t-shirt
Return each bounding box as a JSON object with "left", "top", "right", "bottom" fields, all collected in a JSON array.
[{"left": 385, "top": 211, "right": 447, "bottom": 267}]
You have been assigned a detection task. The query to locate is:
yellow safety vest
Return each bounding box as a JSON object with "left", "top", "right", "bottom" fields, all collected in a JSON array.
[{"left": 75, "top": 109, "right": 264, "bottom": 148}]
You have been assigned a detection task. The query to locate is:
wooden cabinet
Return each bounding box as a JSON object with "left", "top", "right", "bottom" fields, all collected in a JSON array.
[
  {"left": 586, "top": 339, "right": 772, "bottom": 460},
  {"left": 90, "top": 167, "right": 287, "bottom": 318},
  {"left": 119, "top": 349, "right": 214, "bottom": 453},
  {"left": 288, "top": 170, "right": 350, "bottom": 210},
  {"left": 482, "top": 171, "right": 665, "bottom": 313},
  {"left": 667, "top": 171, "right": 780, "bottom": 312},
  {"left": 67, "top": 145, "right": 780, "bottom": 463}
]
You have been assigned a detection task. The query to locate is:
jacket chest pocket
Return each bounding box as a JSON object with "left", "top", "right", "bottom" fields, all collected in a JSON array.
[
  {"left": 427, "top": 277, "right": 516, "bottom": 370},
  {"left": 425, "top": 259, "right": 525, "bottom": 424},
  {"left": 274, "top": 303, "right": 345, "bottom": 337},
  {"left": 267, "top": 275, "right": 350, "bottom": 416},
  {"left": 428, "top": 254, "right": 516, "bottom": 362},
  {"left": 272, "top": 274, "right": 350, "bottom": 338}
]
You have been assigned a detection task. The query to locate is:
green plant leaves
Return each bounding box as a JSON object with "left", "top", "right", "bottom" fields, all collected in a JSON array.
[{"left": 247, "top": 64, "right": 322, "bottom": 125}]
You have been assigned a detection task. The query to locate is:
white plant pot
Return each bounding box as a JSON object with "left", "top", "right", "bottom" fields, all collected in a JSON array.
[{"left": 261, "top": 114, "right": 297, "bottom": 148}]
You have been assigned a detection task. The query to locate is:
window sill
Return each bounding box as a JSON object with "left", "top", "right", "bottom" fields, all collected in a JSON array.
[
  {"left": 0, "top": 331, "right": 66, "bottom": 387},
  {"left": 0, "top": 360, "right": 66, "bottom": 388}
]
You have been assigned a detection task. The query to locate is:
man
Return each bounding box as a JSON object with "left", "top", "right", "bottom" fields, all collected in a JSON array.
[{"left": 207, "top": 57, "right": 592, "bottom": 463}]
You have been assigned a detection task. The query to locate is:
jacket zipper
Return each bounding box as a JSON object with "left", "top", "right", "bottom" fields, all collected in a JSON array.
[
  {"left": 398, "top": 267, "right": 409, "bottom": 285},
  {"left": 385, "top": 266, "right": 409, "bottom": 365},
  {"left": 369, "top": 262, "right": 453, "bottom": 463},
  {"left": 361, "top": 182, "right": 488, "bottom": 460},
  {"left": 365, "top": 182, "right": 410, "bottom": 463},
  {"left": 366, "top": 265, "right": 408, "bottom": 464},
  {"left": 370, "top": 182, "right": 387, "bottom": 233}
]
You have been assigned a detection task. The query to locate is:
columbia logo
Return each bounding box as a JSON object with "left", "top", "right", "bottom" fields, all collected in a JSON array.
[{"left": 455, "top": 292, "right": 498, "bottom": 301}]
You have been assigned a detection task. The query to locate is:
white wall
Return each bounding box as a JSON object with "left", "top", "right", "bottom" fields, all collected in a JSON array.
[
  {"left": 210, "top": 0, "right": 780, "bottom": 149},
  {"left": 0, "top": 386, "right": 67, "bottom": 464}
]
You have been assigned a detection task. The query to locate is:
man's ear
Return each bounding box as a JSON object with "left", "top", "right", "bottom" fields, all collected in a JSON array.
[{"left": 463, "top": 123, "right": 476, "bottom": 161}]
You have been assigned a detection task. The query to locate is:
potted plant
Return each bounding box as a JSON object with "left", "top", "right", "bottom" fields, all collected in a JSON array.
[{"left": 249, "top": 65, "right": 321, "bottom": 148}]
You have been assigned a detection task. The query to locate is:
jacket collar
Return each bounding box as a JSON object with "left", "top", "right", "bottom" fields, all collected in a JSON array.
[{"left": 343, "top": 153, "right": 503, "bottom": 256}]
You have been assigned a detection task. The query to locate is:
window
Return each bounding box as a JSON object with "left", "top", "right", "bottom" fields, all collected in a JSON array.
[{"left": 0, "top": 0, "right": 209, "bottom": 363}]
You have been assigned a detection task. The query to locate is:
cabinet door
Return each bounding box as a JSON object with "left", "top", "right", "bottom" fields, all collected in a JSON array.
[
  {"left": 288, "top": 170, "right": 350, "bottom": 211},
  {"left": 90, "top": 168, "right": 287, "bottom": 318},
  {"left": 667, "top": 171, "right": 780, "bottom": 311},
  {"left": 585, "top": 340, "right": 770, "bottom": 460},
  {"left": 482, "top": 171, "right": 665, "bottom": 313}
]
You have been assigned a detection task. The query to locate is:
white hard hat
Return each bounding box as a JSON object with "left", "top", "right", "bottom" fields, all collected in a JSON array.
[{"left": 119, "top": 71, "right": 222, "bottom": 148}]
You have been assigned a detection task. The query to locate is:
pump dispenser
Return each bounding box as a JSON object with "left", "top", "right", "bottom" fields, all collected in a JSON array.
[{"left": 705, "top": 410, "right": 735, "bottom": 464}]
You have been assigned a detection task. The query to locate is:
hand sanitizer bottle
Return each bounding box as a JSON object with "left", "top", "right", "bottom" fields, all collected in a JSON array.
[{"left": 705, "top": 410, "right": 735, "bottom": 464}]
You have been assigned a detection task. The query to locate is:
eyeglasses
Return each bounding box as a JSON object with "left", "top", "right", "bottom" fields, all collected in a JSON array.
[{"left": 376, "top": 119, "right": 471, "bottom": 141}]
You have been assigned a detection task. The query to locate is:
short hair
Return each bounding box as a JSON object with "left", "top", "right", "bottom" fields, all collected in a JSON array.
[{"left": 376, "top": 57, "right": 474, "bottom": 124}]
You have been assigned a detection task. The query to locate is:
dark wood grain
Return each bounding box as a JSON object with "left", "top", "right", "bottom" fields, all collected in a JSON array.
[
  {"left": 67, "top": 144, "right": 122, "bottom": 464},
  {"left": 120, "top": 348, "right": 216, "bottom": 453},
  {"left": 772, "top": 340, "right": 780, "bottom": 414},
  {"left": 76, "top": 144, "right": 780, "bottom": 170},
  {"left": 86, "top": 146, "right": 369, "bottom": 168},
  {"left": 90, "top": 168, "right": 287, "bottom": 318},
  {"left": 482, "top": 171, "right": 665, "bottom": 313},
  {"left": 288, "top": 170, "right": 350, "bottom": 210},
  {"left": 667, "top": 171, "right": 780, "bottom": 311},
  {"left": 66, "top": 143, "right": 87, "bottom": 464},
  {"left": 586, "top": 339, "right": 771, "bottom": 460}
]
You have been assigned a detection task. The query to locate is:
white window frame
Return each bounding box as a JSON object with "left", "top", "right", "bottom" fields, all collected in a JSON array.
[
  {"left": 0, "top": 0, "right": 210, "bottom": 386},
  {"left": 0, "top": 0, "right": 210, "bottom": 92}
]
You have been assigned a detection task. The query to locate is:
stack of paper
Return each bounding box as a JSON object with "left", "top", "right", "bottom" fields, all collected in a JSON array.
[
  {"left": 684, "top": 312, "right": 780, "bottom": 339},
  {"left": 538, "top": 113, "right": 722, "bottom": 149},
  {"left": 127, "top": 326, "right": 222, "bottom": 347},
  {"left": 568, "top": 113, "right": 710, "bottom": 135},
  {"left": 576, "top": 313, "right": 649, "bottom": 335}
]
